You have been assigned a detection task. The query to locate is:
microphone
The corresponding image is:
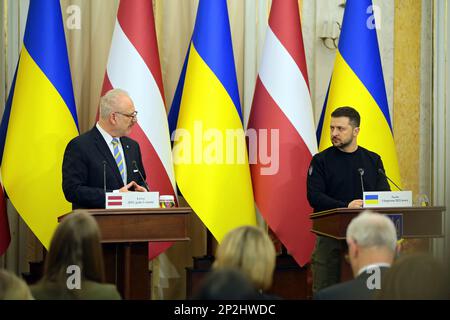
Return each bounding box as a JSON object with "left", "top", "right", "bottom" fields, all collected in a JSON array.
[
  {"left": 132, "top": 160, "right": 149, "bottom": 191},
  {"left": 378, "top": 168, "right": 402, "bottom": 191},
  {"left": 357, "top": 168, "right": 365, "bottom": 195},
  {"left": 102, "top": 161, "right": 107, "bottom": 193}
]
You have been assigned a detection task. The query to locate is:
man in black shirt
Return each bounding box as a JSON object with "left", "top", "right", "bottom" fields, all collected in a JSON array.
[{"left": 307, "top": 106, "right": 390, "bottom": 293}]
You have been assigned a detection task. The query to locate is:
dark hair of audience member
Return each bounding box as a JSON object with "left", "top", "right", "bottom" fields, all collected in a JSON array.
[
  {"left": 43, "top": 211, "right": 105, "bottom": 284},
  {"left": 192, "top": 268, "right": 259, "bottom": 300},
  {"left": 376, "top": 253, "right": 449, "bottom": 300}
]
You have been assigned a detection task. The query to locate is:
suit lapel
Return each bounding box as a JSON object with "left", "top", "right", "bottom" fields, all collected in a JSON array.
[
  {"left": 120, "top": 137, "right": 133, "bottom": 184},
  {"left": 91, "top": 127, "right": 124, "bottom": 186}
]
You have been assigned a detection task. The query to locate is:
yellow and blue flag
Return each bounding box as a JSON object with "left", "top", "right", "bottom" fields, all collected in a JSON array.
[
  {"left": 0, "top": 0, "right": 79, "bottom": 248},
  {"left": 171, "top": 0, "right": 256, "bottom": 242},
  {"left": 364, "top": 194, "right": 379, "bottom": 205},
  {"left": 317, "top": 0, "right": 401, "bottom": 188}
]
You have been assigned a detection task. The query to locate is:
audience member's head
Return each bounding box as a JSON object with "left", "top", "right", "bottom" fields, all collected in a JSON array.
[
  {"left": 43, "top": 211, "right": 105, "bottom": 283},
  {"left": 346, "top": 211, "right": 398, "bottom": 277},
  {"left": 377, "top": 253, "right": 449, "bottom": 300},
  {"left": 0, "top": 269, "right": 33, "bottom": 300},
  {"left": 213, "top": 225, "right": 276, "bottom": 291},
  {"left": 192, "top": 268, "right": 258, "bottom": 300}
]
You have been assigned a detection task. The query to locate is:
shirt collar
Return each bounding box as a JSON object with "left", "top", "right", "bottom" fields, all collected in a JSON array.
[
  {"left": 357, "top": 263, "right": 391, "bottom": 276},
  {"left": 96, "top": 122, "right": 116, "bottom": 145}
]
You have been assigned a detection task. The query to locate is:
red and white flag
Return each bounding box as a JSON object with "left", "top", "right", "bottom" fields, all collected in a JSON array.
[
  {"left": 102, "top": 0, "right": 176, "bottom": 259},
  {"left": 106, "top": 195, "right": 123, "bottom": 207},
  {"left": 248, "top": 0, "right": 317, "bottom": 266},
  {"left": 0, "top": 174, "right": 10, "bottom": 256}
]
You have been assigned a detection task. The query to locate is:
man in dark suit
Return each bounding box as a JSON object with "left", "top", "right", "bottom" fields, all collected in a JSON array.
[
  {"left": 62, "top": 89, "right": 147, "bottom": 209},
  {"left": 314, "top": 211, "right": 398, "bottom": 300}
]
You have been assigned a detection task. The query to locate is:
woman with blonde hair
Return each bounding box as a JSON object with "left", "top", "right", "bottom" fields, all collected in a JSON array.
[
  {"left": 31, "top": 211, "right": 121, "bottom": 299},
  {"left": 213, "top": 225, "right": 276, "bottom": 293}
]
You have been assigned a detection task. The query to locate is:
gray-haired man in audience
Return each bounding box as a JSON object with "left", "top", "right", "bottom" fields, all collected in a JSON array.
[{"left": 314, "top": 210, "right": 399, "bottom": 300}]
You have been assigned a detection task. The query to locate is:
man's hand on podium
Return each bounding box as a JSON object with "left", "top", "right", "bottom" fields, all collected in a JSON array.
[
  {"left": 119, "top": 181, "right": 147, "bottom": 192},
  {"left": 348, "top": 199, "right": 363, "bottom": 208}
]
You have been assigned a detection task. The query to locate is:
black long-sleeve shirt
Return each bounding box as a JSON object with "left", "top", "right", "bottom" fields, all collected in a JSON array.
[{"left": 307, "top": 146, "right": 390, "bottom": 212}]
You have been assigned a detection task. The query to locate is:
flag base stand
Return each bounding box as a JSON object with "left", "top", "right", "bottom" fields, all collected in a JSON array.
[
  {"left": 185, "top": 230, "right": 215, "bottom": 298},
  {"left": 22, "top": 247, "right": 46, "bottom": 286},
  {"left": 22, "top": 260, "right": 45, "bottom": 285},
  {"left": 267, "top": 231, "right": 312, "bottom": 299},
  {"left": 269, "top": 249, "right": 312, "bottom": 299}
]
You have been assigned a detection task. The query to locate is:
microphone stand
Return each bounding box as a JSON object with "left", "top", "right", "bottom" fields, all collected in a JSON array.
[
  {"left": 103, "top": 161, "right": 107, "bottom": 193},
  {"left": 378, "top": 168, "right": 402, "bottom": 191},
  {"left": 358, "top": 168, "right": 365, "bottom": 196},
  {"left": 133, "top": 161, "right": 150, "bottom": 191}
]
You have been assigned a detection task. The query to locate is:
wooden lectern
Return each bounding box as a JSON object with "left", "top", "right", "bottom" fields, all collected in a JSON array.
[
  {"left": 60, "top": 207, "right": 191, "bottom": 300},
  {"left": 310, "top": 206, "right": 445, "bottom": 281}
]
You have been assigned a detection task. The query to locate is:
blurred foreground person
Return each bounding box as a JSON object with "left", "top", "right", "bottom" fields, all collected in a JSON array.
[
  {"left": 192, "top": 268, "right": 259, "bottom": 300},
  {"left": 213, "top": 225, "right": 278, "bottom": 298},
  {"left": 0, "top": 269, "right": 33, "bottom": 300},
  {"left": 377, "top": 253, "right": 449, "bottom": 300},
  {"left": 31, "top": 211, "right": 121, "bottom": 300}
]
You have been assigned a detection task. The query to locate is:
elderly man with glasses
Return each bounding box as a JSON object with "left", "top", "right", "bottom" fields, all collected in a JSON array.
[{"left": 62, "top": 88, "right": 147, "bottom": 209}]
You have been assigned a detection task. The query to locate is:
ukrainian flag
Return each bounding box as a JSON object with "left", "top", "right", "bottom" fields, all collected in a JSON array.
[
  {"left": 0, "top": 0, "right": 79, "bottom": 248},
  {"left": 172, "top": 0, "right": 256, "bottom": 242},
  {"left": 317, "top": 0, "right": 401, "bottom": 188},
  {"left": 364, "top": 194, "right": 379, "bottom": 205}
]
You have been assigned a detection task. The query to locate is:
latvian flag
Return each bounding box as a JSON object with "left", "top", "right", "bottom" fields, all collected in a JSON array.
[{"left": 107, "top": 195, "right": 123, "bottom": 207}]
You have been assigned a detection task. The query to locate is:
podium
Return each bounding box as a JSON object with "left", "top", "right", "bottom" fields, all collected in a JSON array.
[
  {"left": 61, "top": 207, "right": 191, "bottom": 299},
  {"left": 310, "top": 206, "right": 445, "bottom": 281}
]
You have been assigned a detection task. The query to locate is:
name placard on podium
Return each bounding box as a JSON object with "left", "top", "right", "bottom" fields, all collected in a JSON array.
[
  {"left": 363, "top": 191, "right": 412, "bottom": 208},
  {"left": 105, "top": 192, "right": 159, "bottom": 209}
]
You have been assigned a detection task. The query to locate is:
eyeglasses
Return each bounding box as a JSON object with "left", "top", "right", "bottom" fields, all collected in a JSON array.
[{"left": 115, "top": 111, "right": 138, "bottom": 120}]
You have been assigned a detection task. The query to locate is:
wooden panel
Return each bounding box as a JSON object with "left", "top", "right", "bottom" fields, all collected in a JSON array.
[
  {"left": 310, "top": 207, "right": 445, "bottom": 239},
  {"left": 62, "top": 207, "right": 191, "bottom": 243}
]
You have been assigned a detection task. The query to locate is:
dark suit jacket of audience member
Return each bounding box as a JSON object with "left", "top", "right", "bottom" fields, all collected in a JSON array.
[
  {"left": 62, "top": 126, "right": 146, "bottom": 209},
  {"left": 314, "top": 266, "right": 390, "bottom": 300},
  {"left": 31, "top": 280, "right": 121, "bottom": 300}
]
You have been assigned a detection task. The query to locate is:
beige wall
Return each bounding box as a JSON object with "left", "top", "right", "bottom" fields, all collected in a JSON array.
[
  {"left": 61, "top": 0, "right": 119, "bottom": 133},
  {"left": 394, "top": 0, "right": 422, "bottom": 195}
]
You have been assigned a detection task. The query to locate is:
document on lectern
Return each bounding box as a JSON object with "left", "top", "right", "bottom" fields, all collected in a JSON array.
[
  {"left": 363, "top": 191, "right": 412, "bottom": 208},
  {"left": 105, "top": 192, "right": 159, "bottom": 209}
]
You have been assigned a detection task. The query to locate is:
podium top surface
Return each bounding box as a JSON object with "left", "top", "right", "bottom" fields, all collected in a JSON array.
[
  {"left": 59, "top": 206, "right": 192, "bottom": 221},
  {"left": 76, "top": 206, "right": 192, "bottom": 215},
  {"left": 310, "top": 206, "right": 445, "bottom": 239},
  {"left": 59, "top": 207, "right": 192, "bottom": 243},
  {"left": 310, "top": 206, "right": 445, "bottom": 219}
]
